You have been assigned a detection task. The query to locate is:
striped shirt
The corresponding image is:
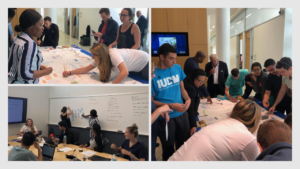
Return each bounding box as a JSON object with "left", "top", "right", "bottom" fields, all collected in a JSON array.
[
  {"left": 89, "top": 116, "right": 100, "bottom": 138},
  {"left": 8, "top": 32, "right": 42, "bottom": 84}
]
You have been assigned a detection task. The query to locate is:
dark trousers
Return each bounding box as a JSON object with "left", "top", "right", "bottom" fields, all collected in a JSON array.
[
  {"left": 157, "top": 112, "right": 190, "bottom": 161},
  {"left": 129, "top": 62, "right": 149, "bottom": 81},
  {"left": 140, "top": 33, "right": 144, "bottom": 47},
  {"left": 208, "top": 84, "right": 222, "bottom": 98},
  {"left": 276, "top": 95, "right": 292, "bottom": 115}
]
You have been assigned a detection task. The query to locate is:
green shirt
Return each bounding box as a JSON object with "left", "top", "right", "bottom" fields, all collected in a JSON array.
[
  {"left": 8, "top": 145, "right": 37, "bottom": 161},
  {"left": 225, "top": 69, "right": 249, "bottom": 97}
]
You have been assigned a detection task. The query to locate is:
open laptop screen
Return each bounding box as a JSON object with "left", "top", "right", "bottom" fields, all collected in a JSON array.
[{"left": 42, "top": 144, "right": 55, "bottom": 158}]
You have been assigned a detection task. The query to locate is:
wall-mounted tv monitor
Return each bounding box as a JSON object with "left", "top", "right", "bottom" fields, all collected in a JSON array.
[
  {"left": 151, "top": 32, "right": 189, "bottom": 56},
  {"left": 8, "top": 97, "right": 28, "bottom": 124}
]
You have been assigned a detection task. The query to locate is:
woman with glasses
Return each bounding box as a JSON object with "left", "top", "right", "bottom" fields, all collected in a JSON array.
[
  {"left": 62, "top": 43, "right": 148, "bottom": 83},
  {"left": 183, "top": 69, "right": 209, "bottom": 137},
  {"left": 109, "top": 8, "right": 140, "bottom": 49}
]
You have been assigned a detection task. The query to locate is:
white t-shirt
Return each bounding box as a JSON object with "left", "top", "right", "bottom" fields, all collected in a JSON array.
[
  {"left": 92, "top": 48, "right": 148, "bottom": 72},
  {"left": 282, "top": 76, "right": 292, "bottom": 90},
  {"left": 20, "top": 125, "right": 37, "bottom": 133},
  {"left": 168, "top": 118, "right": 258, "bottom": 161},
  {"left": 213, "top": 62, "right": 219, "bottom": 84}
]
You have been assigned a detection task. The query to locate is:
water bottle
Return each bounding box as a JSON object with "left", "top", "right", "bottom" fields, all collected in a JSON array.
[
  {"left": 83, "top": 155, "right": 86, "bottom": 161},
  {"left": 63, "top": 135, "right": 67, "bottom": 147},
  {"left": 111, "top": 154, "right": 117, "bottom": 161}
]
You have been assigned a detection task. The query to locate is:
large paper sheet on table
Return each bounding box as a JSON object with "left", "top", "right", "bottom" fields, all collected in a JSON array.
[{"left": 38, "top": 47, "right": 142, "bottom": 84}]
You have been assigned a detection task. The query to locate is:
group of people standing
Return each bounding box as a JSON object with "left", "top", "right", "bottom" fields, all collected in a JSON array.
[{"left": 151, "top": 43, "right": 292, "bottom": 161}]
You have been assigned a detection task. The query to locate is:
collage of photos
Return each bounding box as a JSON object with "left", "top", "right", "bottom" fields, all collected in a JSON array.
[{"left": 7, "top": 7, "right": 292, "bottom": 163}]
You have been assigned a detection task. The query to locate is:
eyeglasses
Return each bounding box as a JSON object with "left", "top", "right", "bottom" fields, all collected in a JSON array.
[
  {"left": 266, "top": 67, "right": 275, "bottom": 73},
  {"left": 252, "top": 69, "right": 260, "bottom": 72},
  {"left": 119, "top": 14, "right": 129, "bottom": 17},
  {"left": 196, "top": 79, "right": 205, "bottom": 83}
]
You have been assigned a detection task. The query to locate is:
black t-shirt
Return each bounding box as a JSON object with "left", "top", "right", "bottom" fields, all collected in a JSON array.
[{"left": 266, "top": 73, "right": 282, "bottom": 98}]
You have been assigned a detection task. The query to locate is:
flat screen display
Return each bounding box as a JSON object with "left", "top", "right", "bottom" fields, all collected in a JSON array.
[{"left": 8, "top": 97, "right": 27, "bottom": 124}]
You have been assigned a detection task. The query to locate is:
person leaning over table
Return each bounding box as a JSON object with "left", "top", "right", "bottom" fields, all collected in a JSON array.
[
  {"left": 109, "top": 8, "right": 140, "bottom": 49},
  {"left": 37, "top": 16, "right": 59, "bottom": 50},
  {"left": 62, "top": 43, "right": 149, "bottom": 83},
  {"left": 18, "top": 118, "right": 38, "bottom": 136},
  {"left": 111, "top": 123, "right": 146, "bottom": 161},
  {"left": 168, "top": 99, "right": 261, "bottom": 161},
  {"left": 79, "top": 123, "right": 103, "bottom": 152},
  {"left": 8, "top": 132, "right": 42, "bottom": 161},
  {"left": 8, "top": 9, "right": 53, "bottom": 84}
]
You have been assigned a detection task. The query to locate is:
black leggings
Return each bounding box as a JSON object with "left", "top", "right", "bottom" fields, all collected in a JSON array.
[
  {"left": 129, "top": 62, "right": 149, "bottom": 81},
  {"left": 157, "top": 111, "right": 190, "bottom": 161}
]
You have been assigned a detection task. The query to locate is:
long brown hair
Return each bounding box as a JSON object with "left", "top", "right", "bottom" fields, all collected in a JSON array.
[
  {"left": 229, "top": 99, "right": 261, "bottom": 134},
  {"left": 90, "top": 43, "right": 112, "bottom": 82},
  {"left": 25, "top": 118, "right": 35, "bottom": 133}
]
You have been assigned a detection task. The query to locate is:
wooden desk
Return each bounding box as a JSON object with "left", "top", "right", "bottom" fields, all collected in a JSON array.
[{"left": 8, "top": 136, "right": 128, "bottom": 161}]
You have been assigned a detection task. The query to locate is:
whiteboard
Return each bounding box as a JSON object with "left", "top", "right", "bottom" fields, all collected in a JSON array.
[{"left": 49, "top": 93, "right": 149, "bottom": 135}]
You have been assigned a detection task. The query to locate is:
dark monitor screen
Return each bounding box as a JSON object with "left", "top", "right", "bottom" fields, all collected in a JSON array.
[
  {"left": 42, "top": 144, "right": 55, "bottom": 158},
  {"left": 151, "top": 32, "right": 189, "bottom": 56},
  {"left": 8, "top": 97, "right": 27, "bottom": 124}
]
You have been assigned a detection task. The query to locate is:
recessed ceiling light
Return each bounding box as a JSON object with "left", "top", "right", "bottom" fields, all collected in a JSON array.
[
  {"left": 246, "top": 14, "right": 252, "bottom": 18},
  {"left": 210, "top": 29, "right": 212, "bottom": 31},
  {"left": 231, "top": 26, "right": 234, "bottom": 28},
  {"left": 237, "top": 21, "right": 241, "bottom": 24},
  {"left": 212, "top": 25, "right": 215, "bottom": 28}
]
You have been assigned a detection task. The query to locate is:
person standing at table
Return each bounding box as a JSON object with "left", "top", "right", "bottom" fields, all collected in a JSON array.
[
  {"left": 168, "top": 99, "right": 260, "bottom": 161},
  {"left": 8, "top": 132, "right": 42, "bottom": 161},
  {"left": 8, "top": 9, "right": 53, "bottom": 84},
  {"left": 111, "top": 124, "right": 146, "bottom": 161},
  {"left": 263, "top": 58, "right": 292, "bottom": 115},
  {"left": 184, "top": 51, "right": 212, "bottom": 101},
  {"left": 79, "top": 123, "right": 103, "bottom": 152},
  {"left": 256, "top": 120, "right": 292, "bottom": 161},
  {"left": 224, "top": 68, "right": 249, "bottom": 102},
  {"left": 37, "top": 16, "right": 59, "bottom": 50},
  {"left": 152, "top": 43, "right": 191, "bottom": 161},
  {"left": 136, "top": 10, "right": 147, "bottom": 48},
  {"left": 18, "top": 118, "right": 38, "bottom": 136},
  {"left": 183, "top": 69, "right": 209, "bottom": 137},
  {"left": 82, "top": 109, "right": 101, "bottom": 138},
  {"left": 93, "top": 8, "right": 118, "bottom": 47},
  {"left": 60, "top": 106, "right": 73, "bottom": 128},
  {"left": 109, "top": 8, "right": 140, "bottom": 49},
  {"left": 62, "top": 43, "right": 149, "bottom": 83},
  {"left": 205, "top": 54, "right": 229, "bottom": 98}
]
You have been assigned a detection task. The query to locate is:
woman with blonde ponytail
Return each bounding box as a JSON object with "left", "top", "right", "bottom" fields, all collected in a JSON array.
[
  {"left": 168, "top": 99, "right": 261, "bottom": 161},
  {"left": 110, "top": 123, "right": 146, "bottom": 161},
  {"left": 62, "top": 43, "right": 149, "bottom": 84}
]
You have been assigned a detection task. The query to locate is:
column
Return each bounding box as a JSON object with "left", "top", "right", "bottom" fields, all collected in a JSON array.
[
  {"left": 207, "top": 15, "right": 211, "bottom": 57},
  {"left": 215, "top": 8, "right": 230, "bottom": 67},
  {"left": 44, "top": 8, "right": 57, "bottom": 24}
]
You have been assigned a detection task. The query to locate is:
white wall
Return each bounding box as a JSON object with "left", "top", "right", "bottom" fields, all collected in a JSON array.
[
  {"left": 230, "top": 36, "right": 237, "bottom": 71},
  {"left": 8, "top": 87, "right": 50, "bottom": 136},
  {"left": 283, "top": 8, "right": 292, "bottom": 58},
  {"left": 44, "top": 8, "right": 57, "bottom": 27},
  {"left": 134, "top": 8, "right": 148, "bottom": 23},
  {"left": 109, "top": 8, "right": 124, "bottom": 26},
  {"left": 253, "top": 15, "right": 285, "bottom": 64},
  {"left": 78, "top": 8, "right": 102, "bottom": 40},
  {"left": 57, "top": 8, "right": 65, "bottom": 32},
  {"left": 49, "top": 86, "right": 148, "bottom": 98}
]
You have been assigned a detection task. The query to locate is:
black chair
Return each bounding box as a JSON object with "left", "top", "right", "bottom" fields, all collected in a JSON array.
[
  {"left": 102, "top": 138, "right": 109, "bottom": 149},
  {"left": 69, "top": 128, "right": 79, "bottom": 145},
  {"left": 36, "top": 130, "right": 42, "bottom": 136}
]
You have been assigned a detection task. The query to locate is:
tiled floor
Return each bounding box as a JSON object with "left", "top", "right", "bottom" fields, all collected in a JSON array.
[{"left": 58, "top": 30, "right": 93, "bottom": 52}]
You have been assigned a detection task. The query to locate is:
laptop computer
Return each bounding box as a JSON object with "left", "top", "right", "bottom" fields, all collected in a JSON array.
[
  {"left": 42, "top": 144, "right": 55, "bottom": 161},
  {"left": 44, "top": 137, "right": 57, "bottom": 146}
]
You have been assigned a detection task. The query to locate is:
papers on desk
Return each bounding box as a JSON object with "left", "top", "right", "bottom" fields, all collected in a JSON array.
[
  {"left": 17, "top": 136, "right": 22, "bottom": 139},
  {"left": 39, "top": 143, "right": 44, "bottom": 147},
  {"left": 58, "top": 147, "right": 74, "bottom": 152},
  {"left": 8, "top": 146, "right": 13, "bottom": 151},
  {"left": 81, "top": 150, "right": 97, "bottom": 157}
]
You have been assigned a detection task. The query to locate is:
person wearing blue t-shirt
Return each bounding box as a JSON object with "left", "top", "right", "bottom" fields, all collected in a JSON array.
[
  {"left": 225, "top": 68, "right": 249, "bottom": 102},
  {"left": 152, "top": 43, "right": 191, "bottom": 161},
  {"left": 111, "top": 123, "right": 146, "bottom": 161}
]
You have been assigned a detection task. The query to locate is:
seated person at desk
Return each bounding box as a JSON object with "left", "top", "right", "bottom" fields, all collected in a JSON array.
[
  {"left": 224, "top": 68, "right": 249, "bottom": 102},
  {"left": 37, "top": 16, "right": 59, "bottom": 50},
  {"left": 18, "top": 118, "right": 38, "bottom": 136},
  {"left": 110, "top": 123, "right": 146, "bottom": 161},
  {"left": 79, "top": 123, "right": 103, "bottom": 152},
  {"left": 168, "top": 99, "right": 261, "bottom": 161},
  {"left": 55, "top": 121, "right": 74, "bottom": 144},
  {"left": 183, "top": 69, "right": 210, "bottom": 136},
  {"left": 256, "top": 120, "right": 292, "bottom": 161},
  {"left": 9, "top": 132, "right": 42, "bottom": 161},
  {"left": 62, "top": 43, "right": 149, "bottom": 83}
]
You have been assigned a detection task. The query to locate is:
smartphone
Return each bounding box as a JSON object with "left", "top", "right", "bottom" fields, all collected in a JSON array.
[{"left": 92, "top": 30, "right": 95, "bottom": 34}]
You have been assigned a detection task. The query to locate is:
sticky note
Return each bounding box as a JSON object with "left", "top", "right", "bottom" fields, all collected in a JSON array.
[
  {"left": 77, "top": 75, "right": 81, "bottom": 78},
  {"left": 44, "top": 75, "right": 52, "bottom": 80},
  {"left": 43, "top": 80, "right": 46, "bottom": 84},
  {"left": 74, "top": 59, "right": 78, "bottom": 61},
  {"left": 53, "top": 73, "right": 58, "bottom": 77}
]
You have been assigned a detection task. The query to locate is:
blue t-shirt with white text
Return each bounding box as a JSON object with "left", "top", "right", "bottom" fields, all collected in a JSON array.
[{"left": 151, "top": 64, "right": 186, "bottom": 119}]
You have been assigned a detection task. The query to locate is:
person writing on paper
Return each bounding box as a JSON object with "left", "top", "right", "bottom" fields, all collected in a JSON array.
[
  {"left": 8, "top": 9, "right": 53, "bottom": 84},
  {"left": 9, "top": 132, "right": 42, "bottom": 161},
  {"left": 151, "top": 61, "right": 173, "bottom": 161},
  {"left": 267, "top": 57, "right": 292, "bottom": 115},
  {"left": 79, "top": 123, "right": 103, "bottom": 152},
  {"left": 262, "top": 59, "right": 291, "bottom": 115},
  {"left": 152, "top": 43, "right": 191, "bottom": 161},
  {"left": 183, "top": 69, "right": 209, "bottom": 136},
  {"left": 62, "top": 43, "right": 149, "bottom": 83},
  {"left": 18, "top": 118, "right": 38, "bottom": 136},
  {"left": 82, "top": 109, "right": 101, "bottom": 138},
  {"left": 168, "top": 99, "right": 261, "bottom": 161},
  {"left": 111, "top": 123, "right": 146, "bottom": 161},
  {"left": 224, "top": 68, "right": 249, "bottom": 102},
  {"left": 60, "top": 106, "right": 73, "bottom": 128},
  {"left": 109, "top": 8, "right": 140, "bottom": 49},
  {"left": 55, "top": 121, "right": 74, "bottom": 144}
]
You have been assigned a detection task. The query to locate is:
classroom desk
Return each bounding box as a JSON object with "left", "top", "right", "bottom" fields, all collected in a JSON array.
[
  {"left": 8, "top": 136, "right": 128, "bottom": 161},
  {"left": 38, "top": 45, "right": 148, "bottom": 84}
]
